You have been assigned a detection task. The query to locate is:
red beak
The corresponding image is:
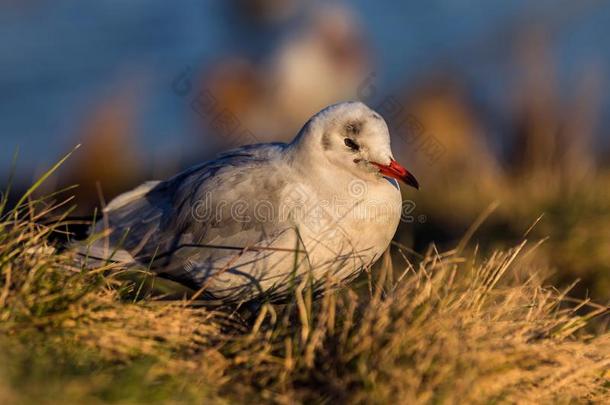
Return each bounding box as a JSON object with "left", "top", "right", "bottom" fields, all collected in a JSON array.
[{"left": 371, "top": 159, "right": 419, "bottom": 189}]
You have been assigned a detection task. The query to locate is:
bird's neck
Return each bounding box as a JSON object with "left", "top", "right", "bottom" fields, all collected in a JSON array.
[{"left": 284, "top": 142, "right": 355, "bottom": 200}]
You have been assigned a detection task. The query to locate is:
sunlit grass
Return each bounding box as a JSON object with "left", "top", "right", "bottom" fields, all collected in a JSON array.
[{"left": 0, "top": 180, "right": 608, "bottom": 403}]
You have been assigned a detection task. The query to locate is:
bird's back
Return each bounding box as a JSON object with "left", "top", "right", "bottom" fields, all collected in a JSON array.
[{"left": 84, "top": 143, "right": 295, "bottom": 288}]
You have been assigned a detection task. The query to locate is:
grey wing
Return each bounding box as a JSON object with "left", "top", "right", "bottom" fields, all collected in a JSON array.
[{"left": 85, "top": 143, "right": 290, "bottom": 285}]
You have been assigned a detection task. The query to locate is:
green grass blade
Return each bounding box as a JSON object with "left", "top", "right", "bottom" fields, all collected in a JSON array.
[{"left": 13, "top": 144, "right": 80, "bottom": 216}]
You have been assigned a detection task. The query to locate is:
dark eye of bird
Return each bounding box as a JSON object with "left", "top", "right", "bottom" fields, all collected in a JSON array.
[{"left": 344, "top": 138, "right": 360, "bottom": 151}]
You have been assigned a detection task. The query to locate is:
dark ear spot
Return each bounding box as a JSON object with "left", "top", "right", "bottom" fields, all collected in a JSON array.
[
  {"left": 345, "top": 120, "right": 363, "bottom": 135},
  {"left": 371, "top": 113, "right": 382, "bottom": 120},
  {"left": 321, "top": 131, "right": 332, "bottom": 150}
]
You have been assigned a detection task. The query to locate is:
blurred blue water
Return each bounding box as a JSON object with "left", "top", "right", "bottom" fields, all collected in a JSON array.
[{"left": 1, "top": 0, "right": 609, "bottom": 179}]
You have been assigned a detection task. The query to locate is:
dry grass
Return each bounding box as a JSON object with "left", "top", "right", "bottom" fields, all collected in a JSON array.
[{"left": 0, "top": 191, "right": 608, "bottom": 404}]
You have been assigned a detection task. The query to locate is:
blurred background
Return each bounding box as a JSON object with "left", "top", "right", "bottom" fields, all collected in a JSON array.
[{"left": 1, "top": 0, "right": 609, "bottom": 302}]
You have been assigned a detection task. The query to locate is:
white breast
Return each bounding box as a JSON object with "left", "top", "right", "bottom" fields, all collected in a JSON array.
[{"left": 197, "top": 175, "right": 402, "bottom": 301}]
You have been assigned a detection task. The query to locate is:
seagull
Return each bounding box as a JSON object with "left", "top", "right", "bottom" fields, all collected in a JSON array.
[{"left": 82, "top": 102, "right": 419, "bottom": 303}]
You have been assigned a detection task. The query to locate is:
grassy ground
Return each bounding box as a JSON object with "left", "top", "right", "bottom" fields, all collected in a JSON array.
[{"left": 0, "top": 188, "right": 608, "bottom": 404}]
